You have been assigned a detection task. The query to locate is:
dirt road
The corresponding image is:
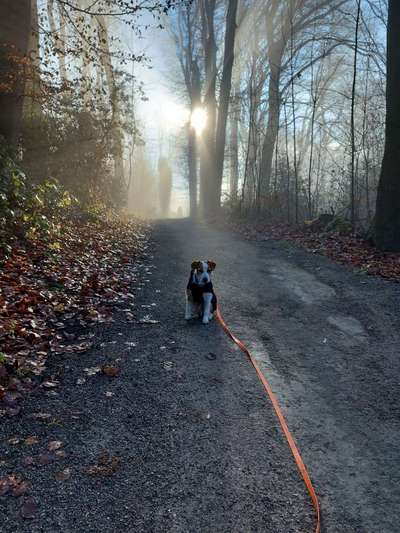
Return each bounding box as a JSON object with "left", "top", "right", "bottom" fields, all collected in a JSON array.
[
  {"left": 2, "top": 219, "right": 399, "bottom": 532},
  {"left": 167, "top": 219, "right": 400, "bottom": 533}
]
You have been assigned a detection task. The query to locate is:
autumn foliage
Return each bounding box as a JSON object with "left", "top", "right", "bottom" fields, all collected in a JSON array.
[{"left": 228, "top": 221, "right": 400, "bottom": 282}]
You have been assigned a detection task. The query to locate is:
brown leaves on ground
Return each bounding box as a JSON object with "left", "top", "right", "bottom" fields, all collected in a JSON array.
[
  {"left": 228, "top": 221, "right": 400, "bottom": 282},
  {"left": 20, "top": 497, "right": 38, "bottom": 519},
  {"left": 0, "top": 218, "right": 148, "bottom": 411},
  {"left": 47, "top": 440, "right": 63, "bottom": 451},
  {"left": 55, "top": 468, "right": 71, "bottom": 482},
  {"left": 101, "top": 365, "right": 120, "bottom": 377},
  {"left": 24, "top": 436, "right": 39, "bottom": 446},
  {"left": 86, "top": 452, "right": 120, "bottom": 476},
  {"left": 0, "top": 475, "right": 30, "bottom": 497},
  {"left": 23, "top": 446, "right": 67, "bottom": 468}
]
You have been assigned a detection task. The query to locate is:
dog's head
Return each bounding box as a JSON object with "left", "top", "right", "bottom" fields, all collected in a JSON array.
[{"left": 191, "top": 260, "right": 216, "bottom": 284}]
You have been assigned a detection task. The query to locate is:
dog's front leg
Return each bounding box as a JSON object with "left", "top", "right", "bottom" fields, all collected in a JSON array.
[
  {"left": 202, "top": 292, "right": 213, "bottom": 324},
  {"left": 185, "top": 290, "right": 197, "bottom": 320}
]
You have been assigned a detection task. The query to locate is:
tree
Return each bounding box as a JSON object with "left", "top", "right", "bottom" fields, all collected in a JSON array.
[
  {"left": 199, "top": 0, "right": 217, "bottom": 217},
  {"left": 212, "top": 0, "right": 239, "bottom": 215},
  {"left": 258, "top": 0, "right": 348, "bottom": 206},
  {"left": 169, "top": 3, "right": 202, "bottom": 218},
  {"left": 375, "top": 0, "right": 400, "bottom": 251},
  {"left": 350, "top": 0, "right": 361, "bottom": 229},
  {"left": 0, "top": 0, "right": 31, "bottom": 145}
]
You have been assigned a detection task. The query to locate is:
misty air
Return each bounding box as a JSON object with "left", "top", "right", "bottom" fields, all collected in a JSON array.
[{"left": 0, "top": 1, "right": 399, "bottom": 532}]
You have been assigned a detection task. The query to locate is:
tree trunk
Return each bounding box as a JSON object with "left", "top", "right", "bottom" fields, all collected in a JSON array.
[
  {"left": 188, "top": 126, "right": 197, "bottom": 218},
  {"left": 0, "top": 0, "right": 31, "bottom": 145},
  {"left": 350, "top": 0, "right": 361, "bottom": 229},
  {"left": 375, "top": 0, "right": 400, "bottom": 251},
  {"left": 96, "top": 14, "right": 125, "bottom": 190},
  {"left": 23, "top": 0, "right": 41, "bottom": 118},
  {"left": 199, "top": 0, "right": 217, "bottom": 218},
  {"left": 229, "top": 85, "right": 239, "bottom": 201},
  {"left": 259, "top": 60, "right": 281, "bottom": 200},
  {"left": 213, "top": 0, "right": 238, "bottom": 216},
  {"left": 188, "top": 60, "right": 201, "bottom": 219}
]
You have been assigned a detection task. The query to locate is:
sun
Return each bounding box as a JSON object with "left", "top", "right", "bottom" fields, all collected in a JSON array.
[{"left": 190, "top": 107, "right": 207, "bottom": 134}]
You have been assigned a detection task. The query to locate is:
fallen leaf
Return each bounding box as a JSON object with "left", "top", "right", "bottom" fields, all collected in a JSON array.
[
  {"left": 86, "top": 453, "right": 120, "bottom": 476},
  {"left": 36, "top": 452, "right": 54, "bottom": 466},
  {"left": 30, "top": 412, "right": 51, "bottom": 420},
  {"left": 42, "top": 380, "right": 59, "bottom": 389},
  {"left": 0, "top": 475, "right": 30, "bottom": 497},
  {"left": 0, "top": 477, "right": 10, "bottom": 496},
  {"left": 20, "top": 497, "right": 38, "bottom": 519},
  {"left": 6, "top": 406, "right": 21, "bottom": 417},
  {"left": 54, "top": 449, "right": 67, "bottom": 459},
  {"left": 48, "top": 440, "right": 63, "bottom": 451},
  {"left": 7, "top": 437, "right": 21, "bottom": 445},
  {"left": 55, "top": 468, "right": 71, "bottom": 481},
  {"left": 139, "top": 316, "right": 160, "bottom": 324},
  {"left": 101, "top": 365, "right": 120, "bottom": 377},
  {"left": 83, "top": 366, "right": 101, "bottom": 376},
  {"left": 22, "top": 456, "right": 35, "bottom": 467},
  {"left": 24, "top": 436, "right": 39, "bottom": 446},
  {"left": 11, "top": 479, "right": 30, "bottom": 497}
]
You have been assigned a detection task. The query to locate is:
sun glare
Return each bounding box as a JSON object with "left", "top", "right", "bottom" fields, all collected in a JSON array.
[{"left": 190, "top": 107, "right": 207, "bottom": 134}]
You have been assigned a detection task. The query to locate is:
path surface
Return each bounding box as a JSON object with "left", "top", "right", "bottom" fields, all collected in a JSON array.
[{"left": 2, "top": 219, "right": 400, "bottom": 532}]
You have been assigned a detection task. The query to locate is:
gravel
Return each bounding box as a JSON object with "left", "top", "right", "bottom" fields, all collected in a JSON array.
[
  {"left": 3, "top": 218, "right": 398, "bottom": 532},
  {"left": 0, "top": 220, "right": 316, "bottom": 533}
]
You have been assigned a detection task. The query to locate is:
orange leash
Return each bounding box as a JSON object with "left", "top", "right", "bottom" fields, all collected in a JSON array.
[{"left": 216, "top": 306, "right": 321, "bottom": 533}]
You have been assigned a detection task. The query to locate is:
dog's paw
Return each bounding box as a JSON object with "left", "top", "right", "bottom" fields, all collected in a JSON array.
[{"left": 202, "top": 317, "right": 209, "bottom": 325}]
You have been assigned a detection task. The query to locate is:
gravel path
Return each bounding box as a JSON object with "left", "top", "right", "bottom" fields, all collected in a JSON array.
[{"left": 2, "top": 218, "right": 399, "bottom": 533}]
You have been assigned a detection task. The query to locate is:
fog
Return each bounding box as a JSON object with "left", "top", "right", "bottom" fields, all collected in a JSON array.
[{"left": 0, "top": 1, "right": 390, "bottom": 227}]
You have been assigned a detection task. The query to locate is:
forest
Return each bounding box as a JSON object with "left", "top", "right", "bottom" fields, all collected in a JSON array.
[
  {"left": 1, "top": 2, "right": 400, "bottom": 532},
  {"left": 168, "top": 0, "right": 400, "bottom": 251},
  {"left": 0, "top": 1, "right": 399, "bottom": 250}
]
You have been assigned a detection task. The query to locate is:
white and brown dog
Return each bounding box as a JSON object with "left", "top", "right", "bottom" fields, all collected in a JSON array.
[{"left": 185, "top": 260, "right": 217, "bottom": 324}]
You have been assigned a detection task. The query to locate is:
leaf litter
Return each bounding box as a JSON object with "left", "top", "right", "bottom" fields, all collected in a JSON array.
[
  {"left": 0, "top": 219, "right": 149, "bottom": 410},
  {"left": 86, "top": 452, "right": 120, "bottom": 476},
  {"left": 227, "top": 220, "right": 400, "bottom": 282}
]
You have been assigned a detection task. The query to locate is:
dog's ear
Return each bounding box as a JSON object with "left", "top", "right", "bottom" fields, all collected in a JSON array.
[
  {"left": 207, "top": 260, "right": 216, "bottom": 271},
  {"left": 191, "top": 260, "right": 201, "bottom": 270}
]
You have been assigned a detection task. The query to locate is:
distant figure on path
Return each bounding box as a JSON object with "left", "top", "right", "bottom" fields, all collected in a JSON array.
[{"left": 158, "top": 157, "right": 172, "bottom": 218}]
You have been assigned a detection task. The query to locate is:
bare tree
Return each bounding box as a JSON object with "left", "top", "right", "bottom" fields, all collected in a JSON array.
[
  {"left": 169, "top": 3, "right": 202, "bottom": 218},
  {"left": 350, "top": 0, "right": 361, "bottom": 229},
  {"left": 212, "top": 0, "right": 239, "bottom": 215},
  {"left": 375, "top": 0, "right": 400, "bottom": 250}
]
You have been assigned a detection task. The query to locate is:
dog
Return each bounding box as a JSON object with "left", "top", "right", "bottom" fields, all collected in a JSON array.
[{"left": 185, "top": 260, "right": 217, "bottom": 324}]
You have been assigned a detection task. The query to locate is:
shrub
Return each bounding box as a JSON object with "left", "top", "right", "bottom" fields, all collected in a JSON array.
[{"left": 0, "top": 138, "right": 78, "bottom": 244}]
